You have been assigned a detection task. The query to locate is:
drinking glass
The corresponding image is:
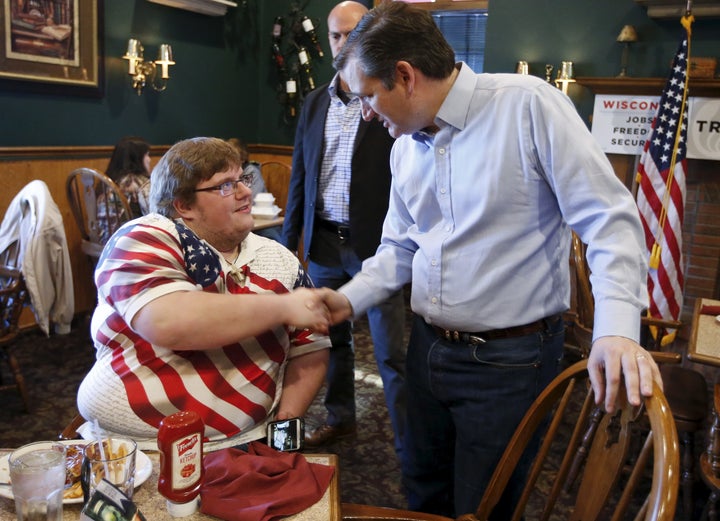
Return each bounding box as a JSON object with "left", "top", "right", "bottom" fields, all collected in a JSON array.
[
  {"left": 81, "top": 438, "right": 136, "bottom": 501},
  {"left": 8, "top": 441, "right": 67, "bottom": 521}
]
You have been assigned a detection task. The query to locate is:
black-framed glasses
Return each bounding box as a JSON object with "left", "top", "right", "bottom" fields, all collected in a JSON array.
[{"left": 193, "top": 173, "right": 254, "bottom": 197}]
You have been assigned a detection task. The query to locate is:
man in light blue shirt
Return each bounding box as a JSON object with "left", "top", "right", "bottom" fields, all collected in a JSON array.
[{"left": 321, "top": 2, "right": 663, "bottom": 518}]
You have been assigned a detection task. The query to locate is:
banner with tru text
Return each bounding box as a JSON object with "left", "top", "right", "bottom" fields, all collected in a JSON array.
[{"left": 590, "top": 94, "right": 720, "bottom": 160}]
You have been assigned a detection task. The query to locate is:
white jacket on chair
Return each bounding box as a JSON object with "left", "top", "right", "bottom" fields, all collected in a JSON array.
[{"left": 0, "top": 180, "right": 74, "bottom": 335}]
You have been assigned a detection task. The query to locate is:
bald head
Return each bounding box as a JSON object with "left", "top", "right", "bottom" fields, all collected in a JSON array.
[{"left": 327, "top": 1, "right": 368, "bottom": 58}]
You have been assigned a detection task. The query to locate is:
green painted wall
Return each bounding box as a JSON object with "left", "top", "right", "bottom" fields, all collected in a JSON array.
[{"left": 1, "top": 0, "right": 718, "bottom": 147}]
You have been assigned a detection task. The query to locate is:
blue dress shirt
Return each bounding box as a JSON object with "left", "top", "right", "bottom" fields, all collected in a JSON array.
[{"left": 341, "top": 63, "right": 648, "bottom": 342}]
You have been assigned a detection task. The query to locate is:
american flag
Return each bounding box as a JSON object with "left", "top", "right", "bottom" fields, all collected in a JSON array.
[{"left": 635, "top": 17, "right": 693, "bottom": 345}]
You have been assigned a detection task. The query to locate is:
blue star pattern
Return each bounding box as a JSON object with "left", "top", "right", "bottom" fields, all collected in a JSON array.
[
  {"left": 175, "top": 220, "right": 222, "bottom": 287},
  {"left": 646, "top": 38, "right": 689, "bottom": 169}
]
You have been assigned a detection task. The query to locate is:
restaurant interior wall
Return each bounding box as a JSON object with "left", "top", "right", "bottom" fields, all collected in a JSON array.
[
  {"left": 1, "top": 0, "right": 719, "bottom": 328},
  {"left": 0, "top": 0, "right": 263, "bottom": 147},
  {"left": 0, "top": 0, "right": 718, "bottom": 147}
]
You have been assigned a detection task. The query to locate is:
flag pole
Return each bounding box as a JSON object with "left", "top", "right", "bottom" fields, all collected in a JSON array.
[
  {"left": 636, "top": 7, "right": 693, "bottom": 345},
  {"left": 646, "top": 8, "right": 693, "bottom": 270}
]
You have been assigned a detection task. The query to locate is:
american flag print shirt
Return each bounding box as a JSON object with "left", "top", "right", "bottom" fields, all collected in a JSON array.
[{"left": 79, "top": 214, "right": 330, "bottom": 444}]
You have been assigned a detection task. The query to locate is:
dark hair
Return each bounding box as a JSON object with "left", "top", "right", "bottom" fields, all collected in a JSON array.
[
  {"left": 226, "top": 137, "right": 249, "bottom": 165},
  {"left": 105, "top": 136, "right": 150, "bottom": 182},
  {"left": 150, "top": 137, "right": 242, "bottom": 217},
  {"left": 334, "top": 2, "right": 455, "bottom": 90}
]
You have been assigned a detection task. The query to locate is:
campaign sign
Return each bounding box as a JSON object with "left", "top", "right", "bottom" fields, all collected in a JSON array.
[
  {"left": 688, "top": 97, "right": 720, "bottom": 161},
  {"left": 591, "top": 95, "right": 659, "bottom": 155}
]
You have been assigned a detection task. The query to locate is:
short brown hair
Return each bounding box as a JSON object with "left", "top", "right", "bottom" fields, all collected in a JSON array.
[
  {"left": 334, "top": 2, "right": 455, "bottom": 90},
  {"left": 150, "top": 137, "right": 241, "bottom": 217}
]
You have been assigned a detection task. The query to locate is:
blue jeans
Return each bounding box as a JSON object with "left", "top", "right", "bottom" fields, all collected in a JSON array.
[
  {"left": 308, "top": 240, "right": 406, "bottom": 456},
  {"left": 402, "top": 314, "right": 564, "bottom": 518}
]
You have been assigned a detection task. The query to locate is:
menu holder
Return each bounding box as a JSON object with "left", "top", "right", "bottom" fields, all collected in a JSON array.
[{"left": 687, "top": 297, "right": 720, "bottom": 367}]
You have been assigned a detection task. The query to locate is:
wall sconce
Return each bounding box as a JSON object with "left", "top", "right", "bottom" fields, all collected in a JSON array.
[
  {"left": 554, "top": 61, "right": 575, "bottom": 95},
  {"left": 616, "top": 25, "right": 638, "bottom": 77},
  {"left": 122, "top": 39, "right": 175, "bottom": 95}
]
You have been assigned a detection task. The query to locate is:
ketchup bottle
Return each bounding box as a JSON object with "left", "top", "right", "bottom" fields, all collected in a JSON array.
[{"left": 158, "top": 410, "right": 204, "bottom": 517}]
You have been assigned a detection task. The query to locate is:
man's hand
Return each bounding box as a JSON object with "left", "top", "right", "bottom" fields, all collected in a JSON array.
[
  {"left": 287, "top": 288, "right": 330, "bottom": 333},
  {"left": 587, "top": 336, "right": 663, "bottom": 413},
  {"left": 315, "top": 288, "right": 354, "bottom": 324}
]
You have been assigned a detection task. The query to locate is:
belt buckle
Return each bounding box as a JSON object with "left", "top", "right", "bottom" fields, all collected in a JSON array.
[{"left": 443, "top": 329, "right": 486, "bottom": 345}]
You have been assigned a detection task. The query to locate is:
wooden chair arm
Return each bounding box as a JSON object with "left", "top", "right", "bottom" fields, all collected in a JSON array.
[
  {"left": 58, "top": 413, "right": 86, "bottom": 440},
  {"left": 341, "top": 503, "right": 452, "bottom": 521},
  {"left": 641, "top": 316, "right": 682, "bottom": 330},
  {"left": 648, "top": 351, "right": 682, "bottom": 364}
]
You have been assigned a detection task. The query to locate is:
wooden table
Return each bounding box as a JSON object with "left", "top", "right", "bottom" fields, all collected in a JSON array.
[
  {"left": 252, "top": 216, "right": 284, "bottom": 232},
  {"left": 0, "top": 450, "right": 339, "bottom": 521},
  {"left": 687, "top": 297, "right": 720, "bottom": 367}
]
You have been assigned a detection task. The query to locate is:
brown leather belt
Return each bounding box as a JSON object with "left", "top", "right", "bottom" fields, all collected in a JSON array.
[
  {"left": 316, "top": 219, "right": 351, "bottom": 240},
  {"left": 431, "top": 314, "right": 562, "bottom": 345}
]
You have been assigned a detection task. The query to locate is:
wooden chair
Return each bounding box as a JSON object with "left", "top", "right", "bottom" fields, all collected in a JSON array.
[
  {"left": 0, "top": 239, "right": 31, "bottom": 412},
  {"left": 566, "top": 230, "right": 707, "bottom": 520},
  {"left": 700, "top": 383, "right": 720, "bottom": 520},
  {"left": 342, "top": 358, "right": 679, "bottom": 521},
  {"left": 259, "top": 161, "right": 292, "bottom": 212},
  {"left": 563, "top": 231, "right": 595, "bottom": 359},
  {"left": 66, "top": 168, "right": 133, "bottom": 263},
  {"left": 59, "top": 411, "right": 86, "bottom": 441}
]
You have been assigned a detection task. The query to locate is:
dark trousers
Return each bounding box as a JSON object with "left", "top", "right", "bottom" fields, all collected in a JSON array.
[
  {"left": 401, "top": 314, "right": 564, "bottom": 518},
  {"left": 308, "top": 225, "right": 407, "bottom": 455}
]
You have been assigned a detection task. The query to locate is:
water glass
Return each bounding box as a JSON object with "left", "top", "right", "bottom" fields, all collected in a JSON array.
[
  {"left": 81, "top": 438, "right": 136, "bottom": 501},
  {"left": 9, "top": 441, "right": 67, "bottom": 521}
]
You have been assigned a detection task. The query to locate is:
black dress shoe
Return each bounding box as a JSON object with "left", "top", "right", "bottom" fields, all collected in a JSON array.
[{"left": 304, "top": 423, "right": 357, "bottom": 447}]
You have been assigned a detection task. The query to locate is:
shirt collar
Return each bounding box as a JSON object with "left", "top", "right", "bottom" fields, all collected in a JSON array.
[
  {"left": 411, "top": 63, "right": 475, "bottom": 144},
  {"left": 435, "top": 62, "right": 475, "bottom": 132}
]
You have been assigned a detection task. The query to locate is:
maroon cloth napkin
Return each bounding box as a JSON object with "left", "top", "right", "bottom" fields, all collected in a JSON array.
[
  {"left": 701, "top": 305, "right": 720, "bottom": 316},
  {"left": 200, "top": 441, "right": 335, "bottom": 521}
]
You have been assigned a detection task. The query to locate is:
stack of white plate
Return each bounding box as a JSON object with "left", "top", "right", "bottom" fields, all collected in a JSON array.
[{"left": 252, "top": 192, "right": 282, "bottom": 219}]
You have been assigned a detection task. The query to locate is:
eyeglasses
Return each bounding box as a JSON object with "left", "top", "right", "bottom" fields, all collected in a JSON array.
[{"left": 193, "top": 173, "right": 254, "bottom": 197}]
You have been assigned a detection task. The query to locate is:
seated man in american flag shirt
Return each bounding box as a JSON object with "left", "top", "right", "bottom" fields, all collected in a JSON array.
[{"left": 77, "top": 137, "right": 331, "bottom": 451}]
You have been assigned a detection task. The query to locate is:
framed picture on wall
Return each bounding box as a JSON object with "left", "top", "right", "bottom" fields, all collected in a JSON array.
[{"left": 0, "top": 0, "right": 103, "bottom": 96}]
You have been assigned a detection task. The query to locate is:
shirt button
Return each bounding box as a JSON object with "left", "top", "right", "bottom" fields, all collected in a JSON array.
[
  {"left": 431, "top": 297, "right": 438, "bottom": 304},
  {"left": 431, "top": 259, "right": 437, "bottom": 266},
  {"left": 438, "top": 148, "right": 446, "bottom": 155},
  {"left": 440, "top": 188, "right": 446, "bottom": 194}
]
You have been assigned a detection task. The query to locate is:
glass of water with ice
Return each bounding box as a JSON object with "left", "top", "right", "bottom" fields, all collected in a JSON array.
[{"left": 8, "top": 441, "right": 67, "bottom": 521}]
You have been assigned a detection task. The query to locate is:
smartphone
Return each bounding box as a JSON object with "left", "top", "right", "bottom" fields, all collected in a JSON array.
[{"left": 266, "top": 418, "right": 305, "bottom": 452}]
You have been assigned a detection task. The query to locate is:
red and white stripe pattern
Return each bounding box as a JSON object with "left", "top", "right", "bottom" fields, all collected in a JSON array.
[
  {"left": 635, "top": 24, "right": 691, "bottom": 344},
  {"left": 90, "top": 216, "right": 327, "bottom": 441}
]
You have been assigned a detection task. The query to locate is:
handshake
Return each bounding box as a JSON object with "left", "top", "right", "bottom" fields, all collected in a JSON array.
[{"left": 287, "top": 287, "right": 353, "bottom": 334}]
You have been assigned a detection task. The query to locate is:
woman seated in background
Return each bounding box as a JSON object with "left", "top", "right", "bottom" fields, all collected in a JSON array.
[
  {"left": 227, "top": 137, "right": 267, "bottom": 197},
  {"left": 106, "top": 136, "right": 152, "bottom": 218},
  {"left": 227, "top": 137, "right": 282, "bottom": 242}
]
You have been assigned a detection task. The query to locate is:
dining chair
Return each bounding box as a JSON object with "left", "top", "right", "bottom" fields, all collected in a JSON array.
[
  {"left": 259, "top": 161, "right": 292, "bottom": 212},
  {"left": 59, "top": 411, "right": 86, "bottom": 440},
  {"left": 700, "top": 383, "right": 720, "bottom": 520},
  {"left": 0, "top": 239, "right": 31, "bottom": 412},
  {"left": 473, "top": 358, "right": 678, "bottom": 521},
  {"left": 66, "top": 167, "right": 133, "bottom": 264},
  {"left": 562, "top": 231, "right": 595, "bottom": 359},
  {"left": 565, "top": 230, "right": 707, "bottom": 521},
  {"left": 342, "top": 358, "right": 679, "bottom": 521}
]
